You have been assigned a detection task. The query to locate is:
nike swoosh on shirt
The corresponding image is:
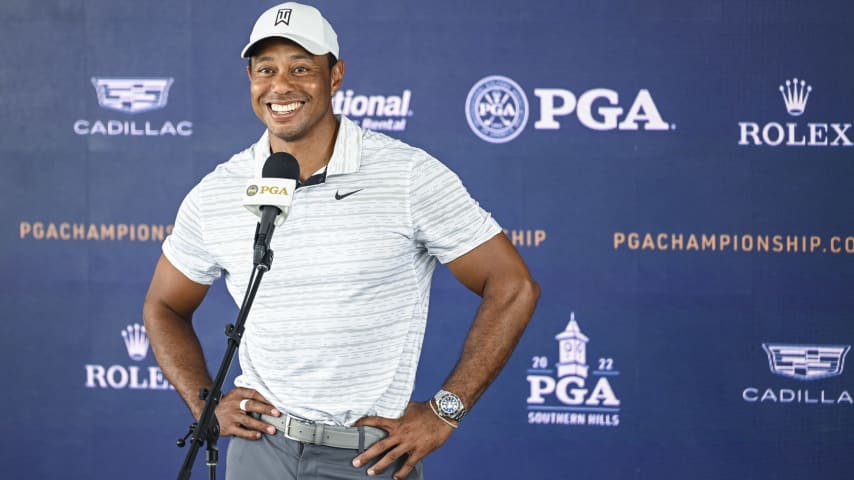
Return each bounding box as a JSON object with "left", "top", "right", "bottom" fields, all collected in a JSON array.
[{"left": 334, "top": 189, "right": 363, "bottom": 200}]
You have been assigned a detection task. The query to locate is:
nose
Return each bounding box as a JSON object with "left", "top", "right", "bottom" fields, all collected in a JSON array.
[{"left": 269, "top": 71, "right": 294, "bottom": 95}]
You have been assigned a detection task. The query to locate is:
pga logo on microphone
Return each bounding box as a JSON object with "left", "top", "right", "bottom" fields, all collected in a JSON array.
[
  {"left": 245, "top": 182, "right": 291, "bottom": 197},
  {"left": 243, "top": 178, "right": 297, "bottom": 223}
]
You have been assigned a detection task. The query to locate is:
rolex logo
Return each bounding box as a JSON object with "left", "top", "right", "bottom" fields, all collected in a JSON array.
[
  {"left": 739, "top": 76, "right": 852, "bottom": 147},
  {"left": 121, "top": 323, "right": 149, "bottom": 361},
  {"left": 779, "top": 77, "right": 811, "bottom": 116},
  {"left": 84, "top": 323, "right": 172, "bottom": 390}
]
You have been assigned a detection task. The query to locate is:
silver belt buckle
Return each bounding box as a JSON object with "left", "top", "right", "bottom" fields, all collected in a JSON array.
[{"left": 282, "top": 414, "right": 298, "bottom": 441}]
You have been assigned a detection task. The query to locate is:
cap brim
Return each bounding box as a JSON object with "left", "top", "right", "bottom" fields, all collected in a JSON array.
[{"left": 241, "top": 34, "right": 331, "bottom": 58}]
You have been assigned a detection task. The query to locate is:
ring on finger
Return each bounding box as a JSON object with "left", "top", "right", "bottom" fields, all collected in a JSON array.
[{"left": 239, "top": 398, "right": 250, "bottom": 412}]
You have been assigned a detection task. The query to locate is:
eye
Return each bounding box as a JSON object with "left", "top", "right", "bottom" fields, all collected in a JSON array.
[{"left": 254, "top": 65, "right": 274, "bottom": 76}]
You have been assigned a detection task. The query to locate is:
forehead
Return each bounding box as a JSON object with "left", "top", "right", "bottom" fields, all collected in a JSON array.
[{"left": 250, "top": 38, "right": 319, "bottom": 62}]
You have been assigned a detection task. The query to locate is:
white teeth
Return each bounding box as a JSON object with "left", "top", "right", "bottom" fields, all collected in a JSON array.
[{"left": 271, "top": 103, "right": 301, "bottom": 113}]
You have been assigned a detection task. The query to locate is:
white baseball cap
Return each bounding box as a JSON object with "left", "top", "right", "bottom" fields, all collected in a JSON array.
[{"left": 241, "top": 2, "right": 339, "bottom": 59}]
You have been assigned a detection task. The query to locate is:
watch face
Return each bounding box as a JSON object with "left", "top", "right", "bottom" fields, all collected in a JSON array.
[{"left": 438, "top": 394, "right": 461, "bottom": 415}]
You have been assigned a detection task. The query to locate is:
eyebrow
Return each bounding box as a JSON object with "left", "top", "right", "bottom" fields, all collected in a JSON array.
[{"left": 254, "top": 53, "right": 317, "bottom": 63}]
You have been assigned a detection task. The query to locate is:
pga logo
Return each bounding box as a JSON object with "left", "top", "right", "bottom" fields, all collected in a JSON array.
[
  {"left": 534, "top": 88, "right": 673, "bottom": 131},
  {"left": 526, "top": 314, "right": 620, "bottom": 408},
  {"left": 527, "top": 374, "right": 620, "bottom": 407},
  {"left": 466, "top": 75, "right": 673, "bottom": 143}
]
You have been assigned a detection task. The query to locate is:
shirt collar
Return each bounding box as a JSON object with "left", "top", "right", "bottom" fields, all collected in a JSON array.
[
  {"left": 326, "top": 115, "right": 362, "bottom": 176},
  {"left": 250, "top": 115, "right": 362, "bottom": 179}
]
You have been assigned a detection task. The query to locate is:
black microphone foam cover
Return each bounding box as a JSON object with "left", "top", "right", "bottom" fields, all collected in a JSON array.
[{"left": 262, "top": 152, "right": 301, "bottom": 180}]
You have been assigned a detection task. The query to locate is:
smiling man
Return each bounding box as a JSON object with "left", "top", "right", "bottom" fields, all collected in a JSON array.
[{"left": 142, "top": 3, "right": 539, "bottom": 479}]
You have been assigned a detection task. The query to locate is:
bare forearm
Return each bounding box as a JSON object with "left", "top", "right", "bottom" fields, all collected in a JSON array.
[
  {"left": 143, "top": 303, "right": 212, "bottom": 419},
  {"left": 443, "top": 276, "right": 540, "bottom": 408}
]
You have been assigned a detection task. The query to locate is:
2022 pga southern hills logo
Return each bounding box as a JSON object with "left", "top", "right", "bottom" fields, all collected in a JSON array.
[
  {"left": 466, "top": 75, "right": 674, "bottom": 143},
  {"left": 742, "top": 343, "right": 852, "bottom": 405},
  {"left": 526, "top": 313, "right": 621, "bottom": 427},
  {"left": 84, "top": 323, "right": 174, "bottom": 390},
  {"left": 73, "top": 77, "right": 193, "bottom": 137}
]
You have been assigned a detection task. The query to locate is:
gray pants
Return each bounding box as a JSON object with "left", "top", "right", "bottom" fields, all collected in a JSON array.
[{"left": 225, "top": 433, "right": 424, "bottom": 480}]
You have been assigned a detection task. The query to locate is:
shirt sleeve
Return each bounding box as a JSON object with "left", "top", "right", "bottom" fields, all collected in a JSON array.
[
  {"left": 162, "top": 184, "right": 223, "bottom": 285},
  {"left": 410, "top": 152, "right": 502, "bottom": 264}
]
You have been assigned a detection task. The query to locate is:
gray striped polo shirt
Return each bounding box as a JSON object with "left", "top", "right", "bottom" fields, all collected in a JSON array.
[{"left": 163, "top": 116, "right": 501, "bottom": 426}]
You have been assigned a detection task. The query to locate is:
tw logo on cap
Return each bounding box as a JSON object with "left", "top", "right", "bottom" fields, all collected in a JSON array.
[{"left": 275, "top": 8, "right": 292, "bottom": 26}]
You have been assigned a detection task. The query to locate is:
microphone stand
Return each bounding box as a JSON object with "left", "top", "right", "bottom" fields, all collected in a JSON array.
[{"left": 176, "top": 223, "right": 276, "bottom": 480}]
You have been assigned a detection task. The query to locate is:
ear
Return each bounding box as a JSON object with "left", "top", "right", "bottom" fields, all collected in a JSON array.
[
  {"left": 246, "top": 61, "right": 253, "bottom": 81},
  {"left": 330, "top": 59, "right": 345, "bottom": 96}
]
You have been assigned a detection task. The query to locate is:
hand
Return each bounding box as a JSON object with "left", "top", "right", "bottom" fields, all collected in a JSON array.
[
  {"left": 214, "top": 387, "right": 280, "bottom": 439},
  {"left": 351, "top": 401, "right": 455, "bottom": 479}
]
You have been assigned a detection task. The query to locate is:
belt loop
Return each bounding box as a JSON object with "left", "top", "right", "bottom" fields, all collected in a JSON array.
[
  {"left": 358, "top": 427, "right": 366, "bottom": 453},
  {"left": 312, "top": 423, "right": 325, "bottom": 445}
]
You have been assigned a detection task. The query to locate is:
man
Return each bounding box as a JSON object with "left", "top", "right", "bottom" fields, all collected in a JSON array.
[{"left": 143, "top": 2, "right": 539, "bottom": 479}]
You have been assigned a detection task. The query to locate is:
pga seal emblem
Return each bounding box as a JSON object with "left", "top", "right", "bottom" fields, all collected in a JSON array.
[{"left": 465, "top": 75, "right": 529, "bottom": 144}]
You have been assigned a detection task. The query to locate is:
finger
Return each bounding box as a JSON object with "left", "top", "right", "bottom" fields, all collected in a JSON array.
[
  {"left": 225, "top": 388, "right": 279, "bottom": 416},
  {"left": 352, "top": 434, "right": 397, "bottom": 468},
  {"left": 392, "top": 458, "right": 420, "bottom": 480},
  {"left": 353, "top": 415, "right": 394, "bottom": 430},
  {"left": 228, "top": 386, "right": 260, "bottom": 401},
  {"left": 224, "top": 423, "right": 266, "bottom": 440},
  {"left": 245, "top": 388, "right": 273, "bottom": 404},
  {"left": 351, "top": 415, "right": 398, "bottom": 465},
  {"left": 216, "top": 393, "right": 278, "bottom": 437},
  {"left": 241, "top": 414, "right": 277, "bottom": 435},
  {"left": 219, "top": 411, "right": 277, "bottom": 437},
  {"left": 237, "top": 398, "right": 279, "bottom": 416},
  {"left": 365, "top": 445, "right": 410, "bottom": 477}
]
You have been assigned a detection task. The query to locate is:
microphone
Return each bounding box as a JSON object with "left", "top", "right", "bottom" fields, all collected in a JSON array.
[{"left": 242, "top": 153, "right": 301, "bottom": 266}]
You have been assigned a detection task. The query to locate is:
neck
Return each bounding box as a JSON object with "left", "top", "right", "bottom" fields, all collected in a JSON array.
[{"left": 269, "top": 115, "right": 340, "bottom": 182}]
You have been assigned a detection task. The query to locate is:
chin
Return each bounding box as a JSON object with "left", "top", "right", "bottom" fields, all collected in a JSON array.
[{"left": 269, "top": 127, "right": 306, "bottom": 143}]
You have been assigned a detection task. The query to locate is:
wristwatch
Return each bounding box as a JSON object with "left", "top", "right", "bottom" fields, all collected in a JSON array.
[{"left": 433, "top": 389, "right": 467, "bottom": 422}]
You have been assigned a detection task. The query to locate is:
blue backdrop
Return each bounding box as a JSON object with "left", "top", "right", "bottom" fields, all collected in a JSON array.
[{"left": 1, "top": 1, "right": 852, "bottom": 479}]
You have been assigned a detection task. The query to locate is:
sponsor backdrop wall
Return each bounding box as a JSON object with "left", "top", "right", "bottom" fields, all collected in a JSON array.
[{"left": 1, "top": 1, "right": 852, "bottom": 479}]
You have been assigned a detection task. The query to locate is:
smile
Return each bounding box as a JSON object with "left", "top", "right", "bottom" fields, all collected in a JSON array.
[{"left": 269, "top": 102, "right": 303, "bottom": 113}]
